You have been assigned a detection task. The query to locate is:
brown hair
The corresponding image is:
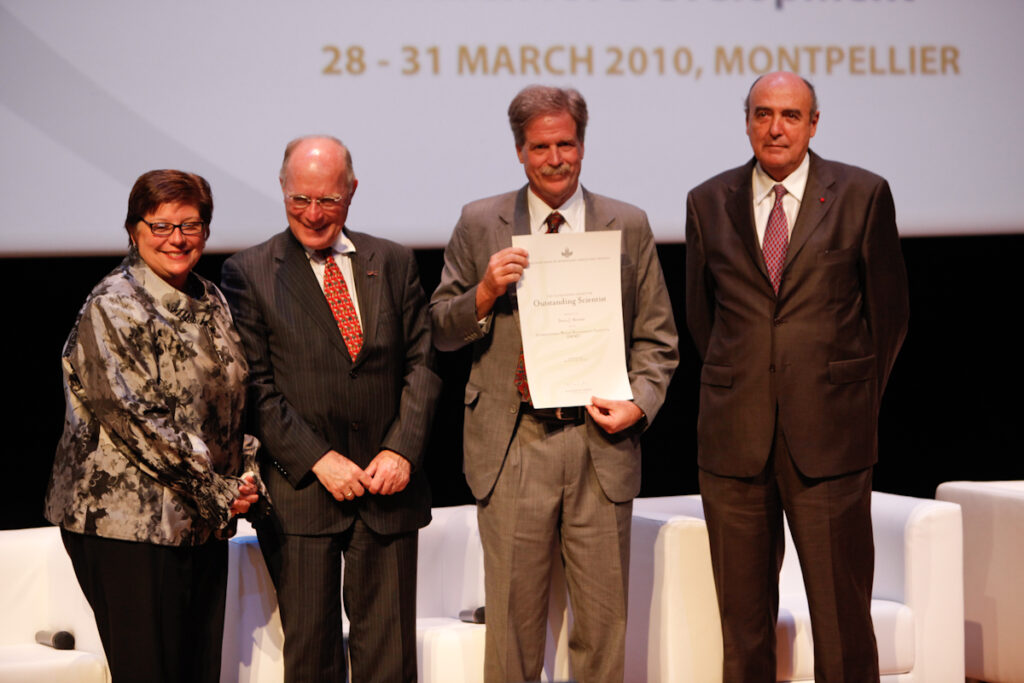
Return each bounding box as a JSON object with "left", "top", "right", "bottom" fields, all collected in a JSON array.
[
  {"left": 508, "top": 85, "right": 588, "bottom": 149},
  {"left": 124, "top": 169, "right": 213, "bottom": 239}
]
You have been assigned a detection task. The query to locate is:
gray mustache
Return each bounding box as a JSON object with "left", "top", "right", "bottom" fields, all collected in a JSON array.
[{"left": 540, "top": 163, "right": 572, "bottom": 177}]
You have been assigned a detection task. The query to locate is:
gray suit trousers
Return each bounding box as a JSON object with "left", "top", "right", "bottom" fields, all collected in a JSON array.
[{"left": 477, "top": 412, "right": 633, "bottom": 683}]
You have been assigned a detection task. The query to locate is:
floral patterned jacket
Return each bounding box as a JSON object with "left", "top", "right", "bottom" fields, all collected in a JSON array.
[{"left": 45, "top": 248, "right": 254, "bottom": 546}]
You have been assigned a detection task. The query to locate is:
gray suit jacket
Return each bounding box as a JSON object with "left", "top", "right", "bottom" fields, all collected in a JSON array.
[
  {"left": 430, "top": 186, "right": 679, "bottom": 502},
  {"left": 685, "top": 151, "right": 910, "bottom": 479},
  {"left": 222, "top": 228, "right": 441, "bottom": 536}
]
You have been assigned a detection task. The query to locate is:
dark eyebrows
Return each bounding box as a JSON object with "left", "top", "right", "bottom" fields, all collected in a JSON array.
[
  {"left": 529, "top": 138, "right": 578, "bottom": 149},
  {"left": 753, "top": 106, "right": 804, "bottom": 119}
]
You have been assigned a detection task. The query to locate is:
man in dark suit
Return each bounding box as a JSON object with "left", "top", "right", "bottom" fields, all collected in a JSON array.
[
  {"left": 685, "top": 72, "right": 910, "bottom": 681},
  {"left": 221, "top": 135, "right": 441, "bottom": 682},
  {"left": 430, "top": 86, "right": 678, "bottom": 682}
]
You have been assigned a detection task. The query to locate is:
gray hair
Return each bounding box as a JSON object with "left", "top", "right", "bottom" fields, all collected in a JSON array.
[{"left": 508, "top": 85, "right": 588, "bottom": 149}]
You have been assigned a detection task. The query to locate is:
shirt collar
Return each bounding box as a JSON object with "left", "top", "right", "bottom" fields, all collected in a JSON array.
[
  {"left": 752, "top": 152, "right": 810, "bottom": 206},
  {"left": 527, "top": 184, "right": 585, "bottom": 233},
  {"left": 305, "top": 229, "right": 358, "bottom": 261}
]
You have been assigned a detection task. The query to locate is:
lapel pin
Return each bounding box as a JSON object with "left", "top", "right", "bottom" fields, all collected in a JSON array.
[{"left": 819, "top": 197, "right": 825, "bottom": 203}]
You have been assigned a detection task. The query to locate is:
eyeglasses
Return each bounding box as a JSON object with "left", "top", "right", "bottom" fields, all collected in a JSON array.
[
  {"left": 286, "top": 194, "right": 345, "bottom": 211},
  {"left": 139, "top": 218, "right": 207, "bottom": 237}
]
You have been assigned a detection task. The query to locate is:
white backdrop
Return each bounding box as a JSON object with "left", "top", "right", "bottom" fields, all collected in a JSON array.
[{"left": 2, "top": 0, "right": 1021, "bottom": 254}]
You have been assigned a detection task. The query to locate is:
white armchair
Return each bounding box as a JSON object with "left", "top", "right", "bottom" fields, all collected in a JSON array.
[
  {"left": 413, "top": 504, "right": 487, "bottom": 683},
  {"left": 0, "top": 526, "right": 109, "bottom": 683},
  {"left": 631, "top": 492, "right": 964, "bottom": 682},
  {"left": 936, "top": 480, "right": 1024, "bottom": 683},
  {"left": 625, "top": 502, "right": 722, "bottom": 682},
  {"left": 415, "top": 505, "right": 575, "bottom": 683},
  {"left": 221, "top": 520, "right": 284, "bottom": 682},
  {"left": 221, "top": 505, "right": 492, "bottom": 683}
]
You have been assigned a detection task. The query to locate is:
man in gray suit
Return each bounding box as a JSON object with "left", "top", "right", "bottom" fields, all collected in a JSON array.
[
  {"left": 685, "top": 72, "right": 909, "bottom": 681},
  {"left": 221, "top": 135, "right": 441, "bottom": 682},
  {"left": 430, "top": 86, "right": 678, "bottom": 683}
]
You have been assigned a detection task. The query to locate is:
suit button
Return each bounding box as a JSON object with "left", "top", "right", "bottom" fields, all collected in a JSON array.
[
  {"left": 769, "top": 364, "right": 776, "bottom": 373},
  {"left": 509, "top": 406, "right": 517, "bottom": 414},
  {"left": 773, "top": 318, "right": 785, "bottom": 326},
  {"left": 349, "top": 369, "right": 357, "bottom": 379},
  {"left": 351, "top": 422, "right": 361, "bottom": 431}
]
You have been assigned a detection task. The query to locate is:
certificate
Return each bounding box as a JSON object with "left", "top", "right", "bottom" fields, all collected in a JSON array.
[{"left": 511, "top": 230, "right": 632, "bottom": 409}]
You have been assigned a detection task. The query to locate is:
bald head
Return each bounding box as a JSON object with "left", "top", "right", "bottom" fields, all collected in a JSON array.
[
  {"left": 744, "top": 72, "right": 818, "bottom": 120},
  {"left": 279, "top": 135, "right": 355, "bottom": 192},
  {"left": 744, "top": 71, "right": 820, "bottom": 181},
  {"left": 279, "top": 135, "right": 358, "bottom": 251}
]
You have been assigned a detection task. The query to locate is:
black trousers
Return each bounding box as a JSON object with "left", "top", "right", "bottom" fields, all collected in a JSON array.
[
  {"left": 699, "top": 426, "right": 879, "bottom": 683},
  {"left": 61, "top": 529, "right": 228, "bottom": 683},
  {"left": 256, "top": 517, "right": 419, "bottom": 683}
]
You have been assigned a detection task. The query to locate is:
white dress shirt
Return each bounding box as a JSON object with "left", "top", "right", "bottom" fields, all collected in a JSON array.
[
  {"left": 527, "top": 185, "right": 585, "bottom": 234},
  {"left": 751, "top": 153, "right": 810, "bottom": 246},
  {"left": 304, "top": 230, "right": 363, "bottom": 327}
]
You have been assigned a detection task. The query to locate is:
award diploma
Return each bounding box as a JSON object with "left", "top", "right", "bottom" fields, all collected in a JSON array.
[{"left": 511, "top": 230, "right": 632, "bottom": 409}]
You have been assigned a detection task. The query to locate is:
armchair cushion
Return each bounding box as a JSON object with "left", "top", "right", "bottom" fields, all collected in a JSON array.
[
  {"left": 937, "top": 480, "right": 1024, "bottom": 683},
  {"left": 0, "top": 526, "right": 108, "bottom": 683},
  {"left": 631, "top": 492, "right": 963, "bottom": 682}
]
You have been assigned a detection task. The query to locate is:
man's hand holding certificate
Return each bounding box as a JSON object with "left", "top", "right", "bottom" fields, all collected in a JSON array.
[{"left": 512, "top": 230, "right": 632, "bottom": 410}]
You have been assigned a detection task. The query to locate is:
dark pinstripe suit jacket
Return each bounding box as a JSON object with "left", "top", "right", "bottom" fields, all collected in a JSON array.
[{"left": 221, "top": 228, "right": 441, "bottom": 536}]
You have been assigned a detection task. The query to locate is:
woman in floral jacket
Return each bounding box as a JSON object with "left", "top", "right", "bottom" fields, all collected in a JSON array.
[{"left": 45, "top": 169, "right": 262, "bottom": 683}]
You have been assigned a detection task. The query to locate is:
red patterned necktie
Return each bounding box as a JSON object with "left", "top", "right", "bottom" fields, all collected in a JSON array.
[
  {"left": 321, "top": 251, "right": 363, "bottom": 359},
  {"left": 514, "top": 211, "right": 565, "bottom": 402},
  {"left": 545, "top": 211, "right": 565, "bottom": 234},
  {"left": 763, "top": 184, "right": 789, "bottom": 294}
]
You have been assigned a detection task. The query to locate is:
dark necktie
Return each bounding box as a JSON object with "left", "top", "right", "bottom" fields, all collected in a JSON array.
[
  {"left": 763, "top": 184, "right": 789, "bottom": 294},
  {"left": 545, "top": 211, "right": 565, "bottom": 234},
  {"left": 514, "top": 211, "right": 566, "bottom": 402},
  {"left": 321, "top": 250, "right": 363, "bottom": 359}
]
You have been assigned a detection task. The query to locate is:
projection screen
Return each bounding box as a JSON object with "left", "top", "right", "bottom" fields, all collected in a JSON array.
[{"left": 2, "top": 0, "right": 1022, "bottom": 254}]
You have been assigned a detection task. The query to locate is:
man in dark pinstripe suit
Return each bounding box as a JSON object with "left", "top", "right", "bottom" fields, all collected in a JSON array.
[{"left": 222, "top": 135, "right": 441, "bottom": 682}]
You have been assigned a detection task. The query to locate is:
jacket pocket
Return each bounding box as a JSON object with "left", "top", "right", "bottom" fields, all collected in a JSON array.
[
  {"left": 828, "top": 355, "right": 877, "bottom": 384},
  {"left": 818, "top": 246, "right": 858, "bottom": 265},
  {"left": 700, "top": 363, "right": 733, "bottom": 388}
]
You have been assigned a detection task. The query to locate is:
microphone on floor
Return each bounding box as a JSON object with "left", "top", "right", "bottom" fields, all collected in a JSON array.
[
  {"left": 458, "top": 606, "right": 485, "bottom": 624},
  {"left": 35, "top": 630, "right": 75, "bottom": 650}
]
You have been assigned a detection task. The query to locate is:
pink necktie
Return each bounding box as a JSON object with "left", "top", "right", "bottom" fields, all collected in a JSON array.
[
  {"left": 321, "top": 252, "right": 363, "bottom": 359},
  {"left": 514, "top": 212, "right": 565, "bottom": 402},
  {"left": 763, "top": 184, "right": 789, "bottom": 294}
]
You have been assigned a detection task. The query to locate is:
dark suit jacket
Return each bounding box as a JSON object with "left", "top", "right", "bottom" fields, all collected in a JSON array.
[
  {"left": 221, "top": 228, "right": 441, "bottom": 536},
  {"left": 685, "top": 151, "right": 909, "bottom": 479},
  {"left": 430, "top": 186, "right": 679, "bottom": 502}
]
